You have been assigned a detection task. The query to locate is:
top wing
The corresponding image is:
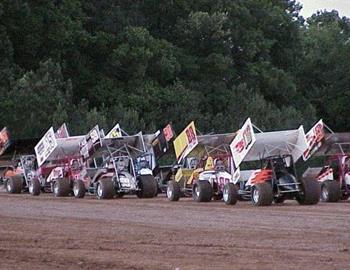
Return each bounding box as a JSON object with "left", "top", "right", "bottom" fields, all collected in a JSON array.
[
  {"left": 143, "top": 124, "right": 175, "bottom": 161},
  {"left": 55, "top": 123, "right": 70, "bottom": 138},
  {"left": 190, "top": 132, "right": 237, "bottom": 158},
  {"left": 35, "top": 126, "right": 93, "bottom": 167},
  {"left": 55, "top": 136, "right": 85, "bottom": 157},
  {"left": 35, "top": 126, "right": 86, "bottom": 167},
  {"left": 303, "top": 119, "right": 350, "bottom": 160},
  {"left": 105, "top": 123, "right": 123, "bottom": 139},
  {"left": 307, "top": 132, "right": 350, "bottom": 157},
  {"left": 244, "top": 126, "right": 307, "bottom": 163},
  {"left": 173, "top": 122, "right": 236, "bottom": 162},
  {"left": 87, "top": 131, "right": 147, "bottom": 160},
  {"left": 173, "top": 118, "right": 255, "bottom": 164}
]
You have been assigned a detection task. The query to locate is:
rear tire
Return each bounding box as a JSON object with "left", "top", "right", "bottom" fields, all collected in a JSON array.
[
  {"left": 137, "top": 175, "right": 157, "bottom": 198},
  {"left": 73, "top": 180, "right": 85, "bottom": 198},
  {"left": 296, "top": 178, "right": 321, "bottom": 205},
  {"left": 320, "top": 180, "right": 341, "bottom": 202},
  {"left": 223, "top": 183, "right": 238, "bottom": 205},
  {"left": 192, "top": 181, "right": 213, "bottom": 202},
  {"left": 96, "top": 178, "right": 115, "bottom": 199},
  {"left": 251, "top": 182, "right": 273, "bottom": 206},
  {"left": 29, "top": 178, "right": 41, "bottom": 196},
  {"left": 6, "top": 176, "right": 23, "bottom": 194},
  {"left": 53, "top": 178, "right": 71, "bottom": 197},
  {"left": 167, "top": 180, "right": 181, "bottom": 201}
]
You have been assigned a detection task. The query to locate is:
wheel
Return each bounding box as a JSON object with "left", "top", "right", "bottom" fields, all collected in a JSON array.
[
  {"left": 296, "top": 178, "right": 322, "bottom": 205},
  {"left": 223, "top": 183, "right": 238, "bottom": 205},
  {"left": 137, "top": 175, "right": 158, "bottom": 198},
  {"left": 6, "top": 176, "right": 23, "bottom": 194},
  {"left": 251, "top": 182, "right": 273, "bottom": 206},
  {"left": 166, "top": 180, "right": 181, "bottom": 201},
  {"left": 320, "top": 180, "right": 341, "bottom": 202},
  {"left": 53, "top": 178, "right": 71, "bottom": 197},
  {"left": 192, "top": 181, "right": 213, "bottom": 202},
  {"left": 73, "top": 180, "right": 85, "bottom": 198},
  {"left": 29, "top": 178, "right": 41, "bottom": 196},
  {"left": 96, "top": 178, "right": 115, "bottom": 199}
]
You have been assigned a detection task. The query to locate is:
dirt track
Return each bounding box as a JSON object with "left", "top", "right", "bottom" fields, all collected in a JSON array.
[{"left": 0, "top": 190, "right": 349, "bottom": 270}]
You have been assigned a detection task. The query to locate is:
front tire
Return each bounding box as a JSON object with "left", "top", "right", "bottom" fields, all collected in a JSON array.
[
  {"left": 137, "top": 175, "right": 158, "bottom": 198},
  {"left": 53, "top": 178, "right": 71, "bottom": 197},
  {"left": 296, "top": 178, "right": 321, "bottom": 205},
  {"left": 320, "top": 180, "right": 341, "bottom": 202},
  {"left": 73, "top": 180, "right": 85, "bottom": 198},
  {"left": 6, "top": 176, "right": 23, "bottom": 194},
  {"left": 223, "top": 183, "right": 238, "bottom": 205},
  {"left": 192, "top": 181, "right": 213, "bottom": 202},
  {"left": 29, "top": 178, "right": 41, "bottom": 196},
  {"left": 251, "top": 182, "right": 273, "bottom": 206},
  {"left": 96, "top": 178, "right": 115, "bottom": 199},
  {"left": 167, "top": 180, "right": 181, "bottom": 201}
]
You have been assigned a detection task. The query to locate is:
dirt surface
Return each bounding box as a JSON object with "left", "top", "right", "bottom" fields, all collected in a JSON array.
[{"left": 0, "top": 189, "right": 349, "bottom": 270}]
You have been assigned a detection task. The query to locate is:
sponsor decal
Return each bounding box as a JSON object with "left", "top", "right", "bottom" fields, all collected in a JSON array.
[
  {"left": 230, "top": 118, "right": 256, "bottom": 168},
  {"left": 0, "top": 127, "right": 10, "bottom": 155},
  {"left": 174, "top": 122, "right": 198, "bottom": 161},
  {"left": 35, "top": 127, "right": 58, "bottom": 167},
  {"left": 303, "top": 120, "right": 325, "bottom": 161}
]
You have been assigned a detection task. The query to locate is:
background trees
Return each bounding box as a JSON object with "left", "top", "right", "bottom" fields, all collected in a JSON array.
[{"left": 0, "top": 0, "right": 348, "bottom": 137}]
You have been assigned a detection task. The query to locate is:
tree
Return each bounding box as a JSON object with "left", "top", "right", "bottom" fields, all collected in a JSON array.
[
  {"left": 298, "top": 11, "right": 350, "bottom": 130},
  {"left": 2, "top": 59, "right": 73, "bottom": 137}
]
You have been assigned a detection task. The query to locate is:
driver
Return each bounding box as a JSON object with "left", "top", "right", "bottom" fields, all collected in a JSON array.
[
  {"left": 197, "top": 155, "right": 208, "bottom": 169},
  {"left": 214, "top": 159, "right": 225, "bottom": 171},
  {"left": 139, "top": 159, "right": 149, "bottom": 169},
  {"left": 71, "top": 159, "right": 80, "bottom": 171},
  {"left": 189, "top": 158, "right": 198, "bottom": 169},
  {"left": 116, "top": 157, "right": 128, "bottom": 172}
]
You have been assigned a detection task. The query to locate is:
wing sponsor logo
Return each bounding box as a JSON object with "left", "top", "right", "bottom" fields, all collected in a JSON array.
[
  {"left": 303, "top": 120, "right": 325, "bottom": 161},
  {"left": 0, "top": 127, "right": 10, "bottom": 155},
  {"left": 235, "top": 125, "right": 254, "bottom": 154},
  {"left": 185, "top": 125, "right": 196, "bottom": 147},
  {"left": 35, "top": 127, "right": 58, "bottom": 167},
  {"left": 163, "top": 124, "right": 174, "bottom": 142},
  {"left": 230, "top": 118, "right": 256, "bottom": 168},
  {"left": 174, "top": 121, "right": 198, "bottom": 161},
  {"left": 80, "top": 126, "right": 101, "bottom": 158}
]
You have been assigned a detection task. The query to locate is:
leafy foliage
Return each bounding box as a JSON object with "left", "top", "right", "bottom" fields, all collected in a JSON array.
[{"left": 0, "top": 1, "right": 349, "bottom": 138}]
